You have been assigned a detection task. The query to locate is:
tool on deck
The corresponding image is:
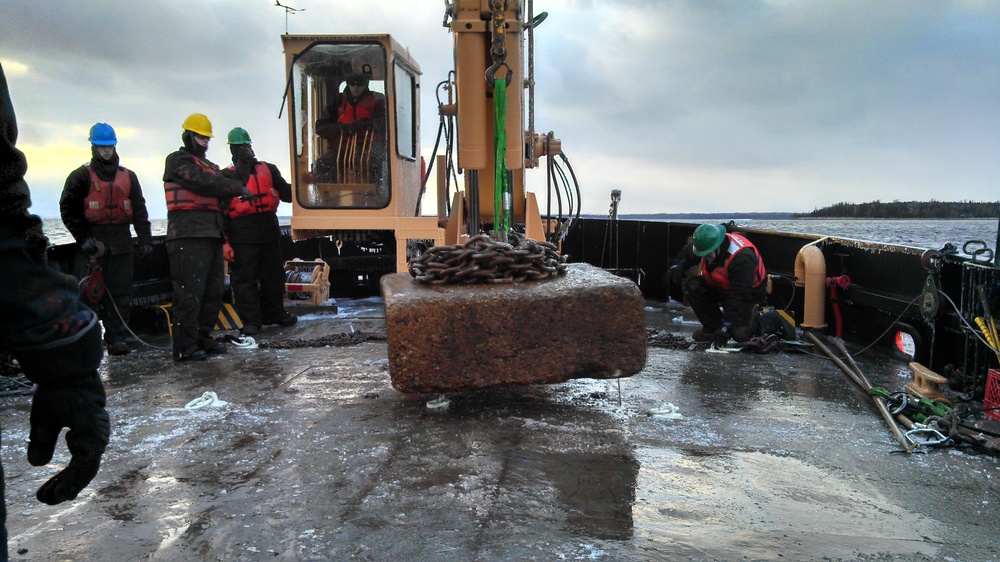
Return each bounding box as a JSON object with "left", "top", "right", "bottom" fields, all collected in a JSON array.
[{"left": 804, "top": 331, "right": 914, "bottom": 453}]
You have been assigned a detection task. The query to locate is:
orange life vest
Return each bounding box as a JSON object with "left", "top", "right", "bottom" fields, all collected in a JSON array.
[
  {"left": 226, "top": 163, "right": 280, "bottom": 218},
  {"left": 164, "top": 155, "right": 224, "bottom": 212},
  {"left": 83, "top": 165, "right": 133, "bottom": 224},
  {"left": 700, "top": 233, "right": 767, "bottom": 291},
  {"left": 337, "top": 92, "right": 380, "bottom": 124}
]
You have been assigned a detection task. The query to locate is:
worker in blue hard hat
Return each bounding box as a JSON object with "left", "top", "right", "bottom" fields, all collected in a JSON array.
[
  {"left": 60, "top": 122, "right": 153, "bottom": 356},
  {"left": 677, "top": 223, "right": 768, "bottom": 346}
]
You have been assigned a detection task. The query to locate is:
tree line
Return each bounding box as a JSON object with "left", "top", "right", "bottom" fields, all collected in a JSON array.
[{"left": 793, "top": 200, "right": 1000, "bottom": 219}]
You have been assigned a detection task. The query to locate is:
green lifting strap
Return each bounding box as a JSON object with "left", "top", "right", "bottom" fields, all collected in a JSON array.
[{"left": 493, "top": 77, "right": 510, "bottom": 234}]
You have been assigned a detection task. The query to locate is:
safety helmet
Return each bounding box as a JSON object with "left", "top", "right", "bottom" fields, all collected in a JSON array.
[
  {"left": 691, "top": 223, "right": 727, "bottom": 257},
  {"left": 347, "top": 73, "right": 370, "bottom": 87},
  {"left": 88, "top": 123, "right": 117, "bottom": 146},
  {"left": 181, "top": 113, "right": 213, "bottom": 137},
  {"left": 227, "top": 127, "right": 252, "bottom": 145}
]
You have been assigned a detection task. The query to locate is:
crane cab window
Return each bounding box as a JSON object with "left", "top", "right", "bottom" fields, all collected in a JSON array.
[{"left": 291, "top": 43, "right": 390, "bottom": 209}]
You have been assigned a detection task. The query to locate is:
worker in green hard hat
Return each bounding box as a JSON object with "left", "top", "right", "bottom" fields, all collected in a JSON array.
[
  {"left": 676, "top": 223, "right": 768, "bottom": 346},
  {"left": 221, "top": 126, "right": 296, "bottom": 337}
]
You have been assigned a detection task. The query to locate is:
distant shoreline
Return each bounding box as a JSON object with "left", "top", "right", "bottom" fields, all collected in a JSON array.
[{"left": 607, "top": 214, "right": 1000, "bottom": 221}]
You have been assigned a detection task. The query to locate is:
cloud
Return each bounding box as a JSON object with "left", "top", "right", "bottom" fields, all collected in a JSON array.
[{"left": 3, "top": 0, "right": 999, "bottom": 220}]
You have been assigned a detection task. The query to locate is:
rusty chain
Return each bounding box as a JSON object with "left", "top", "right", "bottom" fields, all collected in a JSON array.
[{"left": 409, "top": 232, "right": 568, "bottom": 284}]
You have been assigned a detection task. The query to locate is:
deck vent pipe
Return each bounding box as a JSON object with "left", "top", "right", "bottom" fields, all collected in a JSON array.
[{"left": 794, "top": 242, "right": 827, "bottom": 329}]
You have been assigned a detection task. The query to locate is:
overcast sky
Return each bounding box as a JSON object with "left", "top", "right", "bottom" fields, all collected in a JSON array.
[{"left": 3, "top": 0, "right": 998, "bottom": 219}]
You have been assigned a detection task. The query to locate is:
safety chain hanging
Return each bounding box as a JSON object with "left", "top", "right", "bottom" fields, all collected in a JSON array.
[{"left": 409, "top": 232, "right": 568, "bottom": 284}]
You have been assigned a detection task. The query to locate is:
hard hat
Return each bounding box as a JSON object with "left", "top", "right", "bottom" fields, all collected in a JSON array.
[
  {"left": 347, "top": 73, "right": 370, "bottom": 86},
  {"left": 692, "top": 223, "right": 726, "bottom": 257},
  {"left": 88, "top": 123, "right": 117, "bottom": 146},
  {"left": 181, "top": 113, "right": 213, "bottom": 137},
  {"left": 227, "top": 127, "right": 252, "bottom": 145}
]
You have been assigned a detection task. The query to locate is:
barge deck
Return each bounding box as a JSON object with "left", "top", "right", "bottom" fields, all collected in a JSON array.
[{"left": 1, "top": 298, "right": 997, "bottom": 561}]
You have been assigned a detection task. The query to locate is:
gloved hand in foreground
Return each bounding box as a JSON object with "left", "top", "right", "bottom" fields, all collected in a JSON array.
[
  {"left": 711, "top": 324, "right": 733, "bottom": 347},
  {"left": 238, "top": 186, "right": 254, "bottom": 201},
  {"left": 28, "top": 370, "right": 111, "bottom": 505}
]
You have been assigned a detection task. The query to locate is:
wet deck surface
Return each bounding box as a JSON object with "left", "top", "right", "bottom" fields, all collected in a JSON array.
[{"left": 2, "top": 298, "right": 998, "bottom": 561}]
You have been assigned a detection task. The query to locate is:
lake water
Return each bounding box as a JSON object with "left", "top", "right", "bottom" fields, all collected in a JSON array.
[{"left": 39, "top": 217, "right": 1000, "bottom": 256}]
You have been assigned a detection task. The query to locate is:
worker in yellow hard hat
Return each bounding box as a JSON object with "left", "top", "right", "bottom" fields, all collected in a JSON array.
[{"left": 162, "top": 113, "right": 251, "bottom": 361}]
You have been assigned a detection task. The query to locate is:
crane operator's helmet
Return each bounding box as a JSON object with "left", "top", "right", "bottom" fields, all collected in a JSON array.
[
  {"left": 88, "top": 123, "right": 117, "bottom": 146},
  {"left": 181, "top": 113, "right": 214, "bottom": 137},
  {"left": 347, "top": 73, "right": 369, "bottom": 88},
  {"left": 692, "top": 223, "right": 727, "bottom": 257}
]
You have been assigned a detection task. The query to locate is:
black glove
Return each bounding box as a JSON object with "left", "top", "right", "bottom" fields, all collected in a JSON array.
[
  {"left": 669, "top": 264, "right": 684, "bottom": 286},
  {"left": 711, "top": 324, "right": 733, "bottom": 347},
  {"left": 138, "top": 244, "right": 154, "bottom": 258},
  {"left": 354, "top": 118, "right": 371, "bottom": 132},
  {"left": 22, "top": 214, "right": 49, "bottom": 263},
  {"left": 79, "top": 237, "right": 98, "bottom": 256},
  {"left": 238, "top": 186, "right": 254, "bottom": 201},
  {"left": 28, "top": 371, "right": 111, "bottom": 505}
]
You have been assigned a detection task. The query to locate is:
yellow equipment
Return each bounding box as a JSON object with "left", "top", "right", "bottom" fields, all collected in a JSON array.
[{"left": 280, "top": 1, "right": 566, "bottom": 276}]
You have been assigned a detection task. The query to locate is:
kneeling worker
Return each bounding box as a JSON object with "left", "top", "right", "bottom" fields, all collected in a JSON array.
[{"left": 681, "top": 223, "right": 767, "bottom": 346}]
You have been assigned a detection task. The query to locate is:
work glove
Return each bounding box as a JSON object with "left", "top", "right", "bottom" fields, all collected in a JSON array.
[
  {"left": 223, "top": 240, "right": 235, "bottom": 263},
  {"left": 353, "top": 118, "right": 371, "bottom": 133},
  {"left": 315, "top": 122, "right": 338, "bottom": 139},
  {"left": 238, "top": 186, "right": 254, "bottom": 201},
  {"left": 21, "top": 214, "right": 49, "bottom": 263},
  {"left": 79, "top": 237, "right": 99, "bottom": 256},
  {"left": 28, "top": 370, "right": 111, "bottom": 505},
  {"left": 711, "top": 324, "right": 733, "bottom": 347},
  {"left": 669, "top": 263, "right": 684, "bottom": 286},
  {"left": 138, "top": 244, "right": 154, "bottom": 259}
]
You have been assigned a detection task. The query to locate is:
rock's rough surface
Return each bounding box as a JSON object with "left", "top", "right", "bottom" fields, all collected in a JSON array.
[{"left": 382, "top": 263, "right": 647, "bottom": 393}]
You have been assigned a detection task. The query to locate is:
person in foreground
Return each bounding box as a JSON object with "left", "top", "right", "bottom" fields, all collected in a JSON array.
[
  {"left": 0, "top": 61, "right": 111, "bottom": 561},
  {"left": 162, "top": 113, "right": 249, "bottom": 361},
  {"left": 678, "top": 223, "right": 768, "bottom": 346},
  {"left": 221, "top": 127, "right": 296, "bottom": 336},
  {"left": 59, "top": 122, "right": 153, "bottom": 355}
]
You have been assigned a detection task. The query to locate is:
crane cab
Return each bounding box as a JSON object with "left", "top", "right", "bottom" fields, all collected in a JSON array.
[{"left": 281, "top": 34, "right": 442, "bottom": 276}]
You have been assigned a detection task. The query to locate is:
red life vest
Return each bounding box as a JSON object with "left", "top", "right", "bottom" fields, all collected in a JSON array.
[
  {"left": 700, "top": 233, "right": 767, "bottom": 291},
  {"left": 164, "top": 155, "right": 224, "bottom": 212},
  {"left": 83, "top": 165, "right": 133, "bottom": 224},
  {"left": 337, "top": 91, "right": 381, "bottom": 124},
  {"left": 226, "top": 163, "right": 280, "bottom": 218}
]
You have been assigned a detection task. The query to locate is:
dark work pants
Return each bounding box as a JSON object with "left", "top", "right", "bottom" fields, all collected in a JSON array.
[
  {"left": 683, "top": 275, "right": 765, "bottom": 341},
  {"left": 167, "top": 237, "right": 224, "bottom": 358},
  {"left": 230, "top": 238, "right": 287, "bottom": 328}
]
